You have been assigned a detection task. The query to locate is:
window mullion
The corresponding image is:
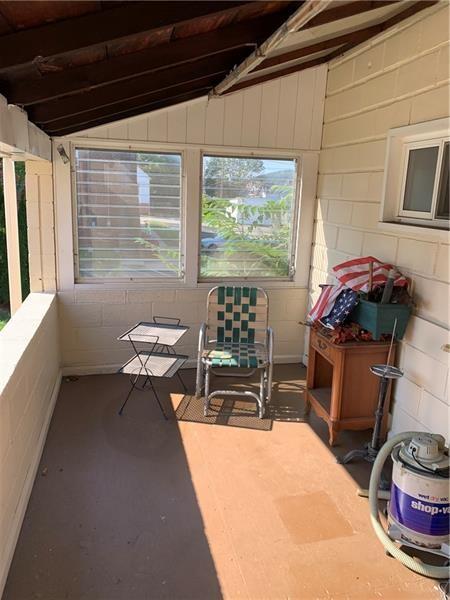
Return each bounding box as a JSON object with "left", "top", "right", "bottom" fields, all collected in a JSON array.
[{"left": 183, "top": 148, "right": 201, "bottom": 287}]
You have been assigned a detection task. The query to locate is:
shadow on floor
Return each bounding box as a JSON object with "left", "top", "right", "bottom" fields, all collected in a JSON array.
[
  {"left": 5, "top": 364, "right": 394, "bottom": 600},
  {"left": 3, "top": 373, "right": 222, "bottom": 600}
]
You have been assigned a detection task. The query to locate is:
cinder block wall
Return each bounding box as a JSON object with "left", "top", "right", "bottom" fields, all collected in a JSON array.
[
  {"left": 308, "top": 4, "right": 450, "bottom": 438},
  {"left": 0, "top": 294, "right": 61, "bottom": 593},
  {"left": 25, "top": 160, "right": 57, "bottom": 293},
  {"left": 58, "top": 287, "right": 307, "bottom": 372}
]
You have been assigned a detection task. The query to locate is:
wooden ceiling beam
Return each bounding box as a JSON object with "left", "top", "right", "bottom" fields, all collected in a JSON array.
[
  {"left": 0, "top": 1, "right": 251, "bottom": 70},
  {"left": 302, "top": 0, "right": 400, "bottom": 29},
  {"left": 228, "top": 0, "right": 437, "bottom": 92},
  {"left": 29, "top": 50, "right": 242, "bottom": 125},
  {"left": 4, "top": 13, "right": 287, "bottom": 106},
  {"left": 46, "top": 86, "right": 215, "bottom": 136},
  {"left": 253, "top": 25, "right": 383, "bottom": 72}
]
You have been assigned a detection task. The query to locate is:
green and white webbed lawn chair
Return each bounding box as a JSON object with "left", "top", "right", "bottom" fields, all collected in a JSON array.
[{"left": 196, "top": 285, "right": 274, "bottom": 418}]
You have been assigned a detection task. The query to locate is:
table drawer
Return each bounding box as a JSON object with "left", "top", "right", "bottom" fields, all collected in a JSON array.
[{"left": 311, "top": 330, "right": 336, "bottom": 363}]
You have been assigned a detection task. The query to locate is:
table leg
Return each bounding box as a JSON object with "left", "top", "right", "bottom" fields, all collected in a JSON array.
[
  {"left": 304, "top": 392, "right": 312, "bottom": 416},
  {"left": 328, "top": 423, "right": 338, "bottom": 446}
]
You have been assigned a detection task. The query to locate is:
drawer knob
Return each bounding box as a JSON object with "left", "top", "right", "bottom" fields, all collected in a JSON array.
[{"left": 318, "top": 339, "right": 327, "bottom": 351}]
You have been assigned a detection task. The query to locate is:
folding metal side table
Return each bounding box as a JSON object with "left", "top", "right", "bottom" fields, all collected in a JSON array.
[{"left": 117, "top": 317, "right": 189, "bottom": 419}]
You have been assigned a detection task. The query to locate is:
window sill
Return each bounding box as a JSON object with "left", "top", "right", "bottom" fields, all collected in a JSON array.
[
  {"left": 378, "top": 220, "right": 450, "bottom": 242},
  {"left": 72, "top": 280, "right": 306, "bottom": 290}
]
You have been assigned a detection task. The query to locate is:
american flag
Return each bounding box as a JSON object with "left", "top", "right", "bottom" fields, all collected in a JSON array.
[
  {"left": 308, "top": 256, "right": 408, "bottom": 322},
  {"left": 321, "top": 288, "right": 359, "bottom": 329}
]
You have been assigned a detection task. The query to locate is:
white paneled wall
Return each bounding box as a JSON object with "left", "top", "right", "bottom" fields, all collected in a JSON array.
[
  {"left": 308, "top": 4, "right": 450, "bottom": 439},
  {"left": 73, "top": 67, "right": 327, "bottom": 151},
  {"left": 57, "top": 66, "right": 327, "bottom": 371}
]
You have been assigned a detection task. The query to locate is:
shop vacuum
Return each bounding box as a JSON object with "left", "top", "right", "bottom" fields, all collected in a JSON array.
[{"left": 369, "top": 431, "right": 449, "bottom": 579}]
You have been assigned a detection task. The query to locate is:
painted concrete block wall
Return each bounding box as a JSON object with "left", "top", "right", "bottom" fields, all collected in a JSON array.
[
  {"left": 309, "top": 4, "right": 450, "bottom": 439},
  {"left": 58, "top": 287, "right": 307, "bottom": 373},
  {"left": 56, "top": 66, "right": 327, "bottom": 372},
  {"left": 25, "top": 160, "right": 57, "bottom": 293},
  {"left": 0, "top": 293, "right": 61, "bottom": 594}
]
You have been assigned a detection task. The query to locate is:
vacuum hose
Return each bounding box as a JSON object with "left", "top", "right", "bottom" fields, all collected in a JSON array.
[{"left": 369, "top": 431, "right": 449, "bottom": 579}]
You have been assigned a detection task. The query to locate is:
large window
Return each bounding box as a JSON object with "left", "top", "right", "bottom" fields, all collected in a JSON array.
[
  {"left": 75, "top": 148, "right": 183, "bottom": 280},
  {"left": 200, "top": 155, "right": 298, "bottom": 279}
]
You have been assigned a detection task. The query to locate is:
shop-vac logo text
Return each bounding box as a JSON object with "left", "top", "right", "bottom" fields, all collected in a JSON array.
[{"left": 411, "top": 500, "right": 450, "bottom": 516}]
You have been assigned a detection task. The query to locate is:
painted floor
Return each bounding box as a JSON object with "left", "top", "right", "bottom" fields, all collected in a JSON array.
[{"left": 3, "top": 365, "right": 439, "bottom": 599}]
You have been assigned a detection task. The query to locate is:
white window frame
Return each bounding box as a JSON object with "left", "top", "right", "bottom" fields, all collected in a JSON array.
[
  {"left": 53, "top": 137, "right": 318, "bottom": 291},
  {"left": 71, "top": 143, "right": 187, "bottom": 284},
  {"left": 398, "top": 137, "right": 449, "bottom": 223},
  {"left": 380, "top": 118, "right": 450, "bottom": 239},
  {"left": 198, "top": 150, "right": 301, "bottom": 283}
]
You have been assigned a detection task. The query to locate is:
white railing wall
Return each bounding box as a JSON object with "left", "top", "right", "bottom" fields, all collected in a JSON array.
[{"left": 0, "top": 293, "right": 61, "bottom": 594}]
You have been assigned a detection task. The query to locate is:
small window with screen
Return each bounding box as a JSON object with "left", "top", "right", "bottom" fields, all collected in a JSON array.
[{"left": 399, "top": 138, "right": 449, "bottom": 226}]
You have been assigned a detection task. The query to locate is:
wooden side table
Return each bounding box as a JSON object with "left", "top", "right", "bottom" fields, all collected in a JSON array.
[{"left": 305, "top": 328, "right": 396, "bottom": 446}]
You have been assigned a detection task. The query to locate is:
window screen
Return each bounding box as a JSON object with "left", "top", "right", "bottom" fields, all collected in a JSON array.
[
  {"left": 75, "top": 148, "right": 182, "bottom": 279},
  {"left": 200, "top": 155, "right": 297, "bottom": 279}
]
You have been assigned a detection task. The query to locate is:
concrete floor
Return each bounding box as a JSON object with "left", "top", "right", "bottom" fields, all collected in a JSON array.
[{"left": 4, "top": 365, "right": 438, "bottom": 600}]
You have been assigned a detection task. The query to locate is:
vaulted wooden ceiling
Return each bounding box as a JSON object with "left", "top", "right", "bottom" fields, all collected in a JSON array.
[{"left": 0, "top": 0, "right": 437, "bottom": 137}]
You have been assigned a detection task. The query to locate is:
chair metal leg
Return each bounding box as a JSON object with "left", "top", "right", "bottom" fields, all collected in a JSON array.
[
  {"left": 258, "top": 368, "right": 265, "bottom": 418},
  {"left": 204, "top": 362, "right": 211, "bottom": 417},
  {"left": 195, "top": 363, "right": 203, "bottom": 399},
  {"left": 196, "top": 323, "right": 206, "bottom": 398}
]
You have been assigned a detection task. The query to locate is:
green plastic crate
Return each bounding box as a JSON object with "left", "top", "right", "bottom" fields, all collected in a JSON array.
[{"left": 350, "top": 299, "right": 412, "bottom": 340}]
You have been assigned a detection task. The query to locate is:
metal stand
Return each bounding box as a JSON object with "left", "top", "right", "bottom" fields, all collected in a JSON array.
[
  {"left": 117, "top": 317, "right": 189, "bottom": 419},
  {"left": 337, "top": 364, "right": 403, "bottom": 464}
]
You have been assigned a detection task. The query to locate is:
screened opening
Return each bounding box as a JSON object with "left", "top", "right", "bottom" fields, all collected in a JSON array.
[
  {"left": 75, "top": 148, "right": 182, "bottom": 280},
  {"left": 200, "top": 155, "right": 297, "bottom": 280}
]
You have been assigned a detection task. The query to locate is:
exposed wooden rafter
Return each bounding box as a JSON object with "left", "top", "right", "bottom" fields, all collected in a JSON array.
[
  {"left": 0, "top": 0, "right": 437, "bottom": 135},
  {"left": 226, "top": 0, "right": 437, "bottom": 93},
  {"left": 0, "top": 1, "right": 250, "bottom": 70},
  {"left": 3, "top": 13, "right": 289, "bottom": 106},
  {"left": 28, "top": 49, "right": 244, "bottom": 125},
  {"left": 253, "top": 25, "right": 386, "bottom": 72},
  {"left": 47, "top": 87, "right": 215, "bottom": 136},
  {"left": 302, "top": 0, "right": 399, "bottom": 29}
]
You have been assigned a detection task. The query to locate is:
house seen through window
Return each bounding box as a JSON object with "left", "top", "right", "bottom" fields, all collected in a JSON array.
[
  {"left": 200, "top": 155, "right": 298, "bottom": 279},
  {"left": 75, "top": 148, "right": 182, "bottom": 280}
]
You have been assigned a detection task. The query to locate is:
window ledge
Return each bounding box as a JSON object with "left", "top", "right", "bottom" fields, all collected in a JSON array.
[
  {"left": 378, "top": 220, "right": 450, "bottom": 242},
  {"left": 72, "top": 280, "right": 307, "bottom": 290}
]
